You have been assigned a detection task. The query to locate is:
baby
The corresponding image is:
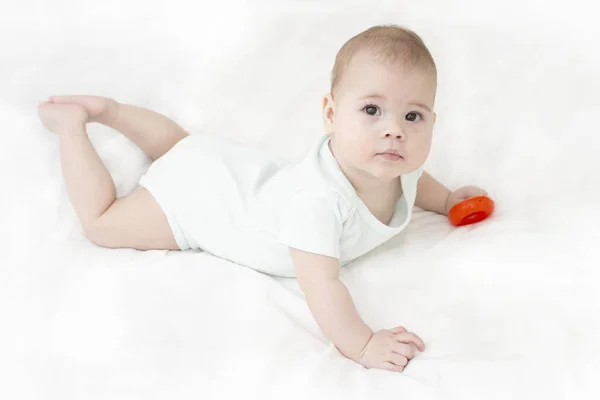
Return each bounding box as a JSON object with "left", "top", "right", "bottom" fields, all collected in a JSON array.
[{"left": 38, "top": 25, "right": 487, "bottom": 372}]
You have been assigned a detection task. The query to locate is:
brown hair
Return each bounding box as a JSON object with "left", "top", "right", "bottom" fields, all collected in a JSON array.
[{"left": 330, "top": 25, "right": 437, "bottom": 93}]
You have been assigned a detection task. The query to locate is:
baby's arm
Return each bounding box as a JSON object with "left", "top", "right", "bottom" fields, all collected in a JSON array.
[
  {"left": 415, "top": 171, "right": 489, "bottom": 215},
  {"left": 291, "top": 248, "right": 372, "bottom": 360},
  {"left": 290, "top": 248, "right": 425, "bottom": 372},
  {"left": 415, "top": 171, "right": 452, "bottom": 215}
]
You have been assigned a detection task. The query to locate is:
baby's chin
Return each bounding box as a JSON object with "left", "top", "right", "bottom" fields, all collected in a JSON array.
[{"left": 362, "top": 163, "right": 417, "bottom": 181}]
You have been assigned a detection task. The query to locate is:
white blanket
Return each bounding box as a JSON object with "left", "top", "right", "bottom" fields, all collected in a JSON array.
[{"left": 2, "top": 1, "right": 599, "bottom": 399}]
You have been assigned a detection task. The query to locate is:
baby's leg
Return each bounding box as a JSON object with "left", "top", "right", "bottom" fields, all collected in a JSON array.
[
  {"left": 87, "top": 187, "right": 179, "bottom": 250},
  {"left": 48, "top": 95, "right": 189, "bottom": 161},
  {"left": 38, "top": 102, "right": 178, "bottom": 250}
]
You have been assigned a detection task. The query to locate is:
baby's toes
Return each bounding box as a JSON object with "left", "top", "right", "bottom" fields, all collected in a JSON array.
[
  {"left": 48, "top": 95, "right": 82, "bottom": 104},
  {"left": 48, "top": 95, "right": 113, "bottom": 123},
  {"left": 48, "top": 95, "right": 93, "bottom": 111}
]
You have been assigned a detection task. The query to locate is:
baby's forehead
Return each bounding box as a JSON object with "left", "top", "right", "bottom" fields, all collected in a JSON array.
[
  {"left": 351, "top": 50, "right": 433, "bottom": 77},
  {"left": 340, "top": 54, "right": 436, "bottom": 98}
]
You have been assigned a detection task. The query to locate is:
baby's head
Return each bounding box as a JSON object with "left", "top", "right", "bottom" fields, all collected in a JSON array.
[{"left": 323, "top": 25, "right": 437, "bottom": 182}]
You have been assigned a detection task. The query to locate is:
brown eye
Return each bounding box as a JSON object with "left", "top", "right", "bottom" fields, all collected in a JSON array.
[
  {"left": 406, "top": 112, "right": 422, "bottom": 122},
  {"left": 364, "top": 105, "right": 380, "bottom": 116}
]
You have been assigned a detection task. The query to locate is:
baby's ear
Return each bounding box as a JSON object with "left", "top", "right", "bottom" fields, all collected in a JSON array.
[{"left": 322, "top": 93, "right": 336, "bottom": 133}]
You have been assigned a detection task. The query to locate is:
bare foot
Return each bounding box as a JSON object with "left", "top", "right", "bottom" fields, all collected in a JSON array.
[
  {"left": 38, "top": 102, "right": 89, "bottom": 137},
  {"left": 48, "top": 95, "right": 118, "bottom": 125}
]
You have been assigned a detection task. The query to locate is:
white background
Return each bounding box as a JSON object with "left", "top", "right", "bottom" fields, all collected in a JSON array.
[{"left": 1, "top": 1, "right": 599, "bottom": 399}]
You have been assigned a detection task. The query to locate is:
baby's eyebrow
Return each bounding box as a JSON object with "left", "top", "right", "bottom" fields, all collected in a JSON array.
[
  {"left": 359, "top": 93, "right": 386, "bottom": 101},
  {"left": 359, "top": 94, "right": 432, "bottom": 113},
  {"left": 410, "top": 102, "right": 432, "bottom": 113},
  {"left": 361, "top": 93, "right": 386, "bottom": 100}
]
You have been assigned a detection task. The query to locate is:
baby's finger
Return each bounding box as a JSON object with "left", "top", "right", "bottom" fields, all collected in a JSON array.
[
  {"left": 381, "top": 362, "right": 404, "bottom": 373},
  {"left": 393, "top": 343, "right": 416, "bottom": 360},
  {"left": 389, "top": 326, "right": 407, "bottom": 334},
  {"left": 471, "top": 187, "right": 487, "bottom": 197},
  {"left": 387, "top": 352, "right": 408, "bottom": 368},
  {"left": 395, "top": 332, "right": 426, "bottom": 352}
]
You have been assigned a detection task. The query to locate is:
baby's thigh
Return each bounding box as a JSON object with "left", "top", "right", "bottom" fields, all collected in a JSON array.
[{"left": 86, "top": 187, "right": 179, "bottom": 250}]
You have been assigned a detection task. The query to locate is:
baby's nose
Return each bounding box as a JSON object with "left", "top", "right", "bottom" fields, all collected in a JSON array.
[
  {"left": 383, "top": 130, "right": 405, "bottom": 140},
  {"left": 383, "top": 119, "right": 406, "bottom": 140}
]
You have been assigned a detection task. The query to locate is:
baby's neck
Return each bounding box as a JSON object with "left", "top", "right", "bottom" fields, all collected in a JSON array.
[
  {"left": 335, "top": 156, "right": 403, "bottom": 222},
  {"left": 353, "top": 175, "right": 401, "bottom": 203},
  {"left": 354, "top": 176, "right": 402, "bottom": 225}
]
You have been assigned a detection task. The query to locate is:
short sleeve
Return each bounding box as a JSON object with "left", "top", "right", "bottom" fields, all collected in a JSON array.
[{"left": 277, "top": 190, "right": 344, "bottom": 259}]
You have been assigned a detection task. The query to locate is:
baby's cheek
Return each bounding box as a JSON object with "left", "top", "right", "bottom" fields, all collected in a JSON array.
[
  {"left": 402, "top": 142, "right": 424, "bottom": 166},
  {"left": 413, "top": 143, "right": 432, "bottom": 166},
  {"left": 355, "top": 145, "right": 373, "bottom": 167}
]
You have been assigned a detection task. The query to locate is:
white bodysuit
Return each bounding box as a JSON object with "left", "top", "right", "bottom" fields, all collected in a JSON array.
[{"left": 139, "top": 133, "right": 423, "bottom": 277}]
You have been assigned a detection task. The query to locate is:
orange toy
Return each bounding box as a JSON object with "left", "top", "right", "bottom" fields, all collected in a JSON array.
[{"left": 448, "top": 195, "right": 495, "bottom": 227}]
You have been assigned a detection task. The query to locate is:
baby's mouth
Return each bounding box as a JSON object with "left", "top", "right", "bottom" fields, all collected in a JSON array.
[{"left": 376, "top": 149, "right": 404, "bottom": 161}]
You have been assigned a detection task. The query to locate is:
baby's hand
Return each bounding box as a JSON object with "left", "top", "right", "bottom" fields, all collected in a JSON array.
[
  {"left": 445, "top": 185, "right": 488, "bottom": 214},
  {"left": 358, "top": 326, "right": 425, "bottom": 373}
]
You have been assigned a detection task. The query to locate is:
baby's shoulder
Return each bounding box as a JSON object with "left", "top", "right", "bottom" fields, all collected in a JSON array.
[{"left": 283, "top": 183, "right": 355, "bottom": 224}]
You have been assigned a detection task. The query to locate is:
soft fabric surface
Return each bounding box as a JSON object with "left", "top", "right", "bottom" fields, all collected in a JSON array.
[{"left": 2, "top": 1, "right": 599, "bottom": 399}]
